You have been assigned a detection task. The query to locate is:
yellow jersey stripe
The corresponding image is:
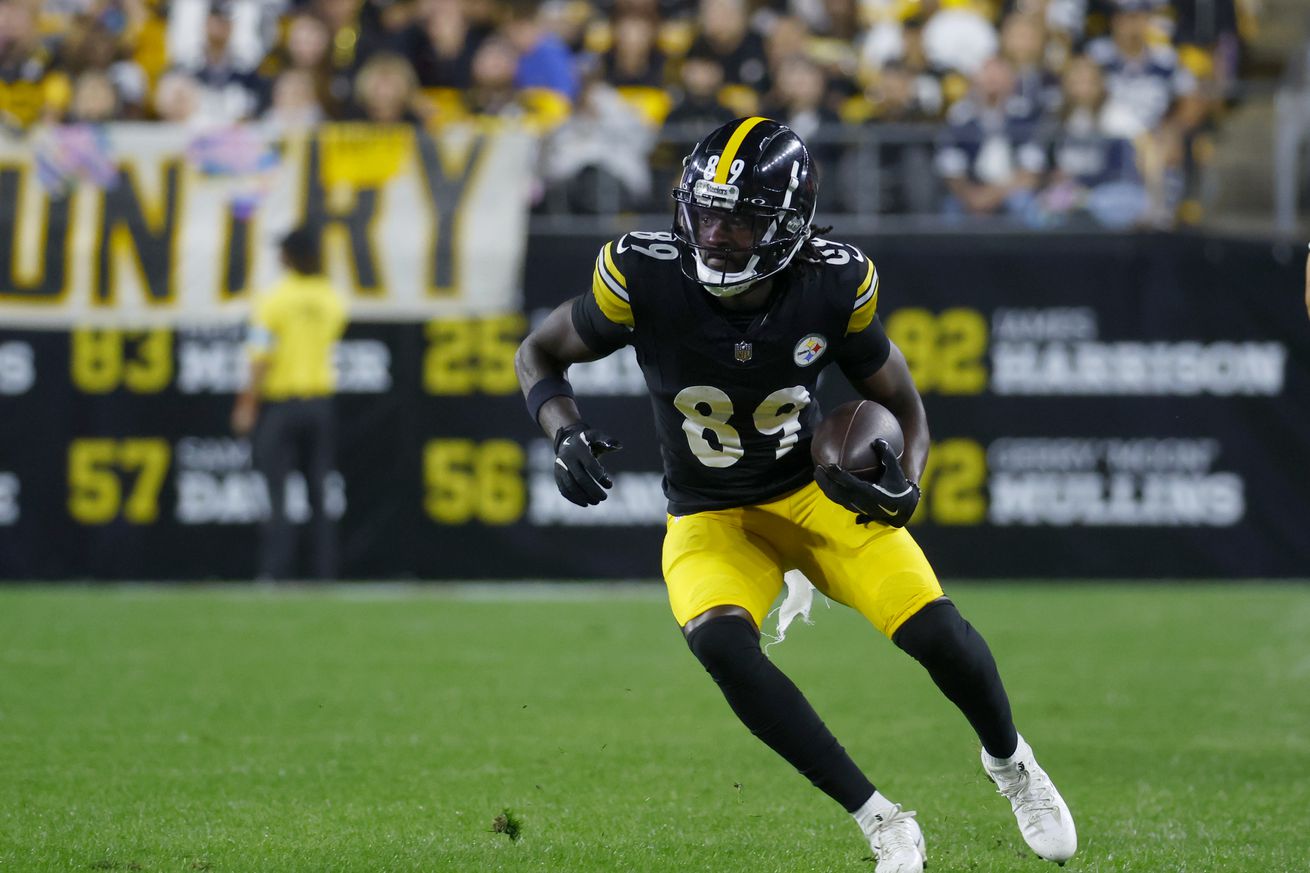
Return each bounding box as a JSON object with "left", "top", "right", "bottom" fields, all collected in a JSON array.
[
  {"left": 592, "top": 266, "right": 634, "bottom": 327},
  {"left": 847, "top": 261, "right": 879, "bottom": 334},
  {"left": 602, "top": 242, "right": 627, "bottom": 289},
  {"left": 714, "top": 116, "right": 768, "bottom": 184},
  {"left": 853, "top": 260, "right": 877, "bottom": 309},
  {"left": 846, "top": 284, "right": 879, "bottom": 334},
  {"left": 594, "top": 251, "right": 629, "bottom": 301}
]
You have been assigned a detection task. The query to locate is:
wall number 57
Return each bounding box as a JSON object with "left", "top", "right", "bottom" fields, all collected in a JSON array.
[{"left": 67, "top": 438, "right": 171, "bottom": 525}]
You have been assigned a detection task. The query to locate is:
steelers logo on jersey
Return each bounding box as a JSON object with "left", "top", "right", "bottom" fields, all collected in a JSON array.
[{"left": 793, "top": 334, "right": 828, "bottom": 367}]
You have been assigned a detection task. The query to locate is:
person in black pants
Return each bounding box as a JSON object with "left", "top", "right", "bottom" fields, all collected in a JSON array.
[{"left": 232, "top": 227, "right": 347, "bottom": 580}]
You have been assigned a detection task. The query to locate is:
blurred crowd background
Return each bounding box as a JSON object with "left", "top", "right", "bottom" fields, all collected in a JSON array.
[{"left": 0, "top": 0, "right": 1271, "bottom": 226}]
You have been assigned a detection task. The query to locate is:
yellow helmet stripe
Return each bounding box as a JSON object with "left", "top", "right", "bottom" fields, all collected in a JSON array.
[{"left": 714, "top": 116, "right": 768, "bottom": 184}]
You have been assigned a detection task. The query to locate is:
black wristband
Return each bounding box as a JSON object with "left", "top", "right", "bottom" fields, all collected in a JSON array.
[{"left": 526, "top": 376, "right": 575, "bottom": 425}]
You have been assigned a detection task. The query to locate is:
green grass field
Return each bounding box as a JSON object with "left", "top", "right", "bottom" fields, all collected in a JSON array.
[{"left": 1, "top": 583, "right": 1308, "bottom": 873}]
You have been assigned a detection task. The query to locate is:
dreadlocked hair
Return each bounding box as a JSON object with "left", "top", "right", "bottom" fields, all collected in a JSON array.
[{"left": 789, "top": 225, "right": 835, "bottom": 276}]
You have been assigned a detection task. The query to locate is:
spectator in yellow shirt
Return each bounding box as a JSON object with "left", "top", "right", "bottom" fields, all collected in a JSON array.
[{"left": 232, "top": 226, "right": 347, "bottom": 580}]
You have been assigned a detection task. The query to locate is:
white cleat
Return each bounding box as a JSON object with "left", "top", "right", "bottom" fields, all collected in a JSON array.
[
  {"left": 863, "top": 805, "right": 926, "bottom": 873},
  {"left": 982, "top": 735, "right": 1078, "bottom": 864}
]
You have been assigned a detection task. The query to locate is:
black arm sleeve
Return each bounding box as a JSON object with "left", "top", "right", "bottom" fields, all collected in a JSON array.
[
  {"left": 833, "top": 314, "right": 892, "bottom": 381},
  {"left": 571, "top": 293, "right": 631, "bottom": 356}
]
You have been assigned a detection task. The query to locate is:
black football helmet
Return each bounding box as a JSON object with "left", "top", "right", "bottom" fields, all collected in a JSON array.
[{"left": 672, "top": 117, "right": 818, "bottom": 297}]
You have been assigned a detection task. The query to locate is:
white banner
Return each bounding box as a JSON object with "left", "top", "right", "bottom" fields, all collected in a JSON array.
[{"left": 0, "top": 122, "right": 535, "bottom": 326}]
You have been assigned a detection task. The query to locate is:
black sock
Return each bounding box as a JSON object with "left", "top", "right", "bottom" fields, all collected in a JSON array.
[
  {"left": 687, "top": 615, "right": 876, "bottom": 812},
  {"left": 893, "top": 599, "right": 1018, "bottom": 759}
]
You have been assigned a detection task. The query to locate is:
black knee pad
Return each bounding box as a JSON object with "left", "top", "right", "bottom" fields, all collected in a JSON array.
[
  {"left": 892, "top": 598, "right": 973, "bottom": 665},
  {"left": 686, "top": 615, "right": 762, "bottom": 682}
]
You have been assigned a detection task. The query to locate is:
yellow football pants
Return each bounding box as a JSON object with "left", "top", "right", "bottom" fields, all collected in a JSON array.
[{"left": 662, "top": 481, "right": 944, "bottom": 637}]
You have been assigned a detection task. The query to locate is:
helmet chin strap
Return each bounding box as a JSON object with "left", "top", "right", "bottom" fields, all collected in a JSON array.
[
  {"left": 701, "top": 277, "right": 758, "bottom": 298},
  {"left": 694, "top": 252, "right": 760, "bottom": 297},
  {"left": 694, "top": 228, "right": 811, "bottom": 298}
]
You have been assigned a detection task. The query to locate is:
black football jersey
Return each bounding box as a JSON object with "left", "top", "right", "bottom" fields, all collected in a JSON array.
[{"left": 572, "top": 231, "right": 890, "bottom": 514}]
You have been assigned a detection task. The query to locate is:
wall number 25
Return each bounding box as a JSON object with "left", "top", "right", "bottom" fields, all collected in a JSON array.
[{"left": 673, "top": 385, "right": 811, "bottom": 468}]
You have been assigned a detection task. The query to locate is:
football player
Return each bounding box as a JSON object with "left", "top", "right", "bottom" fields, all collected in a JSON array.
[{"left": 515, "top": 117, "right": 1077, "bottom": 872}]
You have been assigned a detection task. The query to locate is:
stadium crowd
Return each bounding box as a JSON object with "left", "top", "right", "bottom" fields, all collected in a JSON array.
[{"left": 1, "top": 0, "right": 1255, "bottom": 225}]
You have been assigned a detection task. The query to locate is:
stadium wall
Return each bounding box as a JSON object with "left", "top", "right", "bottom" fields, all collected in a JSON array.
[
  {"left": 1, "top": 126, "right": 1306, "bottom": 579},
  {"left": 1, "top": 226, "right": 1307, "bottom": 580}
]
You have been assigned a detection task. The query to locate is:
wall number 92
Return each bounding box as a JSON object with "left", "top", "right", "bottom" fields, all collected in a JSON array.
[{"left": 884, "top": 308, "right": 987, "bottom": 395}]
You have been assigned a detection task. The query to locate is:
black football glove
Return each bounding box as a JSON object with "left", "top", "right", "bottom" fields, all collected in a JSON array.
[
  {"left": 814, "top": 439, "right": 920, "bottom": 528},
  {"left": 553, "top": 422, "right": 622, "bottom": 507}
]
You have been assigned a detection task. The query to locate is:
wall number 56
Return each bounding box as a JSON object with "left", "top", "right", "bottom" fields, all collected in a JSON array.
[{"left": 423, "top": 439, "right": 524, "bottom": 525}]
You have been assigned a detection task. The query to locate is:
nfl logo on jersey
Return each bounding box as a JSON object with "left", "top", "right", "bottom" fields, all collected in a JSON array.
[{"left": 793, "top": 334, "right": 827, "bottom": 367}]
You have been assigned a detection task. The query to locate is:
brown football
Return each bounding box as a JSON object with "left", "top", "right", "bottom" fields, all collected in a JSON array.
[{"left": 810, "top": 400, "right": 905, "bottom": 481}]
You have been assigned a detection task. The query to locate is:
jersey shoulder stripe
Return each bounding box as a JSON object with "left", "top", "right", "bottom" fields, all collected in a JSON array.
[
  {"left": 591, "top": 241, "right": 633, "bottom": 327},
  {"left": 848, "top": 257, "right": 879, "bottom": 334},
  {"left": 602, "top": 242, "right": 628, "bottom": 293}
]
